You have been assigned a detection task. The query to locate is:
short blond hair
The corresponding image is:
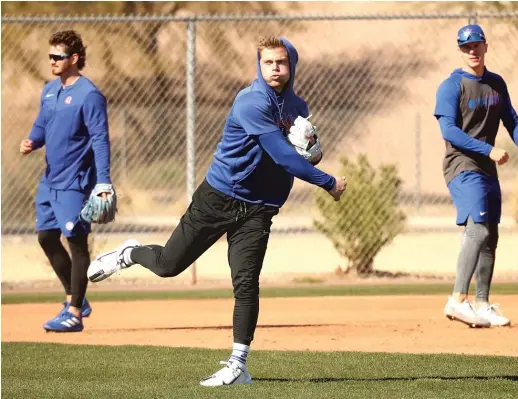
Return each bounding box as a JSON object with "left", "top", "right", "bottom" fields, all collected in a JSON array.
[{"left": 257, "top": 36, "right": 286, "bottom": 55}]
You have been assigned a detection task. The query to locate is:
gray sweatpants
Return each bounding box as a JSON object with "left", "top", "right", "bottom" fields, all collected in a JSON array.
[{"left": 453, "top": 217, "right": 499, "bottom": 301}]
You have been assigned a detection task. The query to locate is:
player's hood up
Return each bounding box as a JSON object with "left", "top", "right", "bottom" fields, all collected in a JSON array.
[{"left": 255, "top": 37, "right": 299, "bottom": 103}]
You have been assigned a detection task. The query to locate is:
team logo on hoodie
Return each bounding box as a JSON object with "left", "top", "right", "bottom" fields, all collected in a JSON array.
[{"left": 277, "top": 114, "right": 294, "bottom": 134}]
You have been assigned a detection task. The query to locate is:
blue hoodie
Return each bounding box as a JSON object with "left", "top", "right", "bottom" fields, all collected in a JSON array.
[
  {"left": 434, "top": 68, "right": 518, "bottom": 183},
  {"left": 29, "top": 75, "right": 111, "bottom": 191},
  {"left": 206, "top": 38, "right": 335, "bottom": 207}
]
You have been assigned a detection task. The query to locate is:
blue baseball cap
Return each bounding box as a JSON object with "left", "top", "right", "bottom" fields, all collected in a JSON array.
[{"left": 457, "top": 24, "right": 486, "bottom": 46}]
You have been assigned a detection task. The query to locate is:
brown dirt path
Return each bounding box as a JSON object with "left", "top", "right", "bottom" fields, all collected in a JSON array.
[{"left": 2, "top": 295, "right": 517, "bottom": 357}]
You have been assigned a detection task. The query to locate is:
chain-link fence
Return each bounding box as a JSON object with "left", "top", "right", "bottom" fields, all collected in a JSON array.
[{"left": 2, "top": 13, "right": 518, "bottom": 280}]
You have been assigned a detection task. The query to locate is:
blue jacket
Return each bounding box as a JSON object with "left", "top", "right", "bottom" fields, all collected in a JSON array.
[
  {"left": 29, "top": 76, "right": 111, "bottom": 191},
  {"left": 206, "top": 38, "right": 335, "bottom": 207}
]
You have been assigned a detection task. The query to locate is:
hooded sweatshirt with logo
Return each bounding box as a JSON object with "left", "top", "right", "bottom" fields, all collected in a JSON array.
[
  {"left": 206, "top": 38, "right": 335, "bottom": 207},
  {"left": 434, "top": 68, "right": 518, "bottom": 184}
]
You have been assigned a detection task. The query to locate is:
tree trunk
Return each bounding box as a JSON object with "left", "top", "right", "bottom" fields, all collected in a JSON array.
[
  {"left": 336, "top": 257, "right": 375, "bottom": 277},
  {"left": 350, "top": 257, "right": 375, "bottom": 277}
]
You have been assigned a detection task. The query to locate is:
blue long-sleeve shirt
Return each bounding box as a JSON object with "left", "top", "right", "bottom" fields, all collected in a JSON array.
[
  {"left": 438, "top": 116, "right": 493, "bottom": 156},
  {"left": 206, "top": 37, "right": 334, "bottom": 207},
  {"left": 434, "top": 68, "right": 518, "bottom": 183},
  {"left": 28, "top": 76, "right": 111, "bottom": 191},
  {"left": 257, "top": 131, "right": 334, "bottom": 188}
]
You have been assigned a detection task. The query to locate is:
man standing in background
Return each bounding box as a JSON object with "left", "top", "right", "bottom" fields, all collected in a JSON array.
[
  {"left": 20, "top": 30, "right": 114, "bottom": 332},
  {"left": 434, "top": 24, "right": 518, "bottom": 327}
]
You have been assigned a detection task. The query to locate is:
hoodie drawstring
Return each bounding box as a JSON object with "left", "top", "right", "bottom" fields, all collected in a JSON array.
[{"left": 235, "top": 201, "right": 248, "bottom": 222}]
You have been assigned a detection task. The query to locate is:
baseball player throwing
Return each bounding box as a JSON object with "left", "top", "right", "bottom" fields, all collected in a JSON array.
[{"left": 87, "top": 36, "right": 346, "bottom": 386}]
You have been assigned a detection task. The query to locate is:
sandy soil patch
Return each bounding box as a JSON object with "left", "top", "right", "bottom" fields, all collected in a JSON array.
[{"left": 2, "top": 295, "right": 516, "bottom": 357}]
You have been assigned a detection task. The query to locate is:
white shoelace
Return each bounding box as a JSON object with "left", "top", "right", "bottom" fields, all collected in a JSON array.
[
  {"left": 219, "top": 360, "right": 243, "bottom": 378},
  {"left": 111, "top": 253, "right": 127, "bottom": 277},
  {"left": 485, "top": 303, "right": 503, "bottom": 316}
]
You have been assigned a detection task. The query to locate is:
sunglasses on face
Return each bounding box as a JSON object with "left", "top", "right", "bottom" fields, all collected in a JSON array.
[
  {"left": 457, "top": 31, "right": 486, "bottom": 44},
  {"left": 48, "top": 53, "right": 69, "bottom": 61}
]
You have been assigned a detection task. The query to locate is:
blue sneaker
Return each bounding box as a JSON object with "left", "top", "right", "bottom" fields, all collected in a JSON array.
[
  {"left": 43, "top": 311, "right": 84, "bottom": 332},
  {"left": 58, "top": 299, "right": 92, "bottom": 318},
  {"left": 81, "top": 299, "right": 92, "bottom": 318}
]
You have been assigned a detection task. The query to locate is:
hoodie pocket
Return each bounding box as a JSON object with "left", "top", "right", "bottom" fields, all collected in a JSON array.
[{"left": 234, "top": 164, "right": 257, "bottom": 184}]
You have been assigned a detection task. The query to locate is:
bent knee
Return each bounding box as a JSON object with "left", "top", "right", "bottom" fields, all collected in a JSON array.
[
  {"left": 155, "top": 269, "right": 177, "bottom": 278},
  {"left": 233, "top": 281, "right": 260, "bottom": 300},
  {"left": 155, "top": 260, "right": 184, "bottom": 278}
]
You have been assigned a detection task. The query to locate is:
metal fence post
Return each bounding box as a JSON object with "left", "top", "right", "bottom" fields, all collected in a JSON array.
[
  {"left": 469, "top": 11, "right": 478, "bottom": 24},
  {"left": 186, "top": 19, "right": 197, "bottom": 285},
  {"left": 121, "top": 108, "right": 128, "bottom": 183},
  {"left": 415, "top": 112, "right": 421, "bottom": 211}
]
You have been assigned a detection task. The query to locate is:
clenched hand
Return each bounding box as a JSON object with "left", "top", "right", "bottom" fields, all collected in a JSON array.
[
  {"left": 328, "top": 176, "right": 347, "bottom": 201},
  {"left": 489, "top": 147, "right": 509, "bottom": 165},
  {"left": 20, "top": 139, "right": 34, "bottom": 155}
]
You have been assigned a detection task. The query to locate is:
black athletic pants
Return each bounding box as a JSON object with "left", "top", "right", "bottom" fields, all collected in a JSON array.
[
  {"left": 131, "top": 180, "right": 279, "bottom": 345},
  {"left": 38, "top": 229, "right": 90, "bottom": 308}
]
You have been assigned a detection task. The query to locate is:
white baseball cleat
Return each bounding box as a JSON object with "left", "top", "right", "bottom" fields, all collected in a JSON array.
[
  {"left": 444, "top": 296, "right": 490, "bottom": 328},
  {"left": 200, "top": 360, "right": 252, "bottom": 387},
  {"left": 475, "top": 303, "right": 511, "bottom": 327},
  {"left": 87, "top": 239, "right": 141, "bottom": 283}
]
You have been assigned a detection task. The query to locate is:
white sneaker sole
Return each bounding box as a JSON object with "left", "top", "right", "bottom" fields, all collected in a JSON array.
[
  {"left": 488, "top": 320, "right": 511, "bottom": 327},
  {"left": 445, "top": 314, "right": 490, "bottom": 328},
  {"left": 88, "top": 239, "right": 141, "bottom": 283},
  {"left": 200, "top": 378, "right": 252, "bottom": 387},
  {"left": 199, "top": 371, "right": 252, "bottom": 387},
  {"left": 87, "top": 254, "right": 117, "bottom": 283}
]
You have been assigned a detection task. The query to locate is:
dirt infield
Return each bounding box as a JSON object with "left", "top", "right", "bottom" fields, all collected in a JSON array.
[{"left": 2, "top": 295, "right": 517, "bottom": 357}]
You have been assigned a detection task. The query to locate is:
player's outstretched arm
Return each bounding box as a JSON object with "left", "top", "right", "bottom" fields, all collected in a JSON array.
[{"left": 257, "top": 131, "right": 346, "bottom": 201}]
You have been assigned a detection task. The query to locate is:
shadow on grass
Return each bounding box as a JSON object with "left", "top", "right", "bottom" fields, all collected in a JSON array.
[{"left": 255, "top": 375, "right": 518, "bottom": 383}]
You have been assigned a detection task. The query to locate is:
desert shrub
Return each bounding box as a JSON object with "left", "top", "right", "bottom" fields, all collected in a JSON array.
[{"left": 314, "top": 154, "right": 407, "bottom": 276}]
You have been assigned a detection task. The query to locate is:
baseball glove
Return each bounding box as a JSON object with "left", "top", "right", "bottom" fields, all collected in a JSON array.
[
  {"left": 286, "top": 115, "right": 322, "bottom": 164},
  {"left": 80, "top": 183, "right": 117, "bottom": 224}
]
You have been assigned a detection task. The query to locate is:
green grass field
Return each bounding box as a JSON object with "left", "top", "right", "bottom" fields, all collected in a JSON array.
[
  {"left": 2, "top": 343, "right": 517, "bottom": 398},
  {"left": 3, "top": 282, "right": 518, "bottom": 305},
  {"left": 3, "top": 284, "right": 518, "bottom": 398}
]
